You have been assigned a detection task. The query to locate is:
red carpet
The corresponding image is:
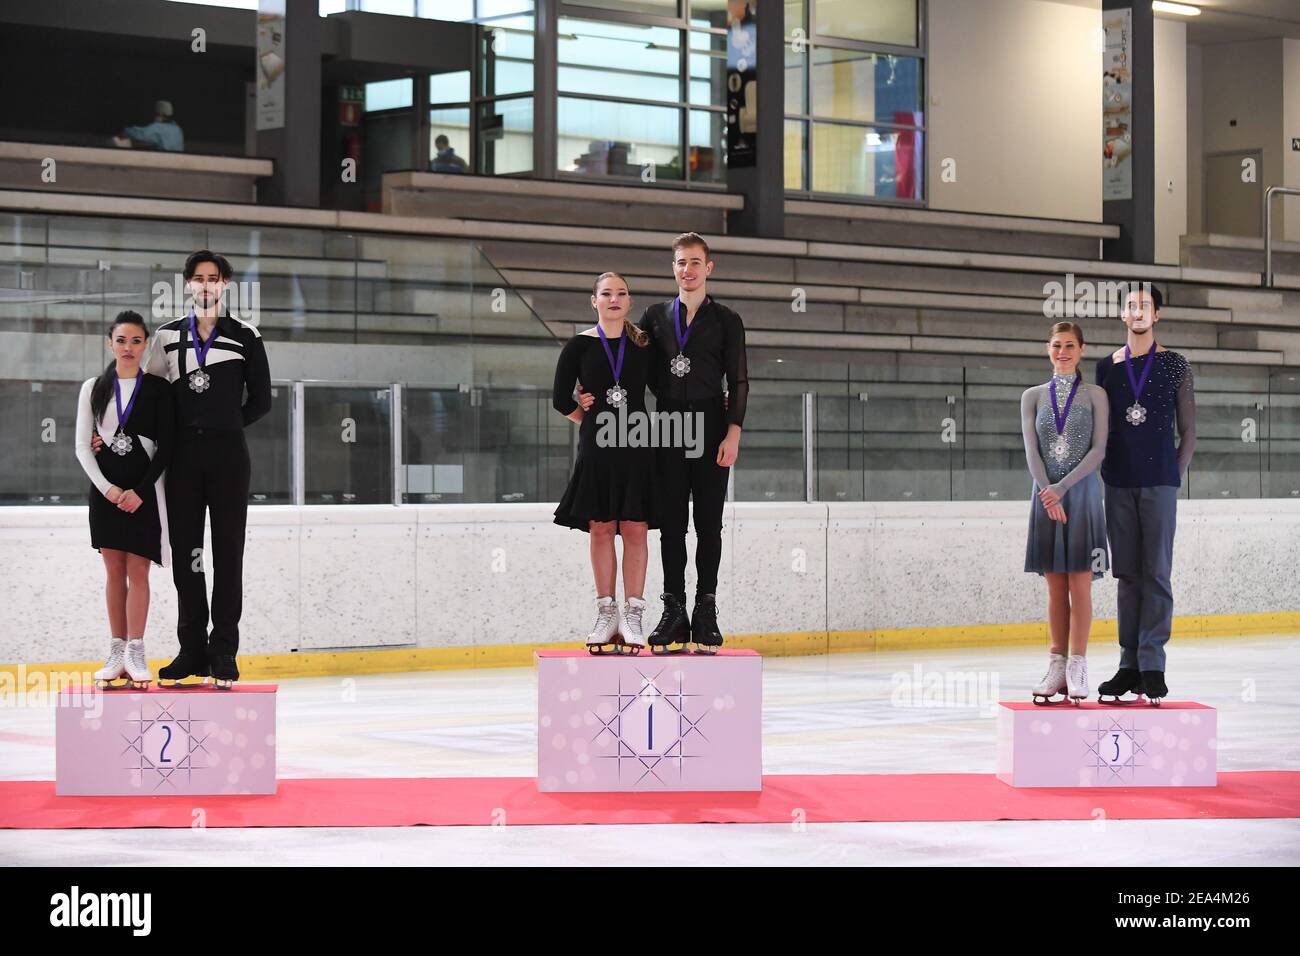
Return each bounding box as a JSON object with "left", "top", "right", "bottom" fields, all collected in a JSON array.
[{"left": 2, "top": 772, "right": 1298, "bottom": 828}]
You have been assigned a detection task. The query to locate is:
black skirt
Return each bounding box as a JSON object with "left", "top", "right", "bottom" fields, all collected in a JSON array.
[
  {"left": 88, "top": 438, "right": 164, "bottom": 566},
  {"left": 553, "top": 424, "right": 662, "bottom": 533}
]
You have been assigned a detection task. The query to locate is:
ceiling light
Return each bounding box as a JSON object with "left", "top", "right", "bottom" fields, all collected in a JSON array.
[{"left": 1152, "top": 2, "right": 1201, "bottom": 16}]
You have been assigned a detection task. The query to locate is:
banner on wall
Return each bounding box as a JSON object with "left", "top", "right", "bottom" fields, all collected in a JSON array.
[
  {"left": 726, "top": 0, "right": 757, "bottom": 169},
  {"left": 256, "top": 0, "right": 287, "bottom": 131},
  {"left": 1102, "top": 7, "right": 1132, "bottom": 201}
]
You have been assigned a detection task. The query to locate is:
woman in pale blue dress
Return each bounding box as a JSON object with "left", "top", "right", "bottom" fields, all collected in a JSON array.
[{"left": 1020, "top": 321, "right": 1109, "bottom": 704}]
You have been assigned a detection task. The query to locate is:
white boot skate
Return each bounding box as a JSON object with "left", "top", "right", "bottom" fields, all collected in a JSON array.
[
  {"left": 620, "top": 597, "right": 647, "bottom": 655},
  {"left": 586, "top": 596, "right": 621, "bottom": 654},
  {"left": 93, "top": 639, "right": 128, "bottom": 689},
  {"left": 1066, "top": 655, "right": 1089, "bottom": 706},
  {"left": 124, "top": 639, "right": 153, "bottom": 689},
  {"left": 1031, "top": 652, "right": 1067, "bottom": 705}
]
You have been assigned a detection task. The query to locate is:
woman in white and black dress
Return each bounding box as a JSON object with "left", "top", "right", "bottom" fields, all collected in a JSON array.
[
  {"left": 75, "top": 311, "right": 174, "bottom": 687},
  {"left": 553, "top": 272, "right": 661, "bottom": 654}
]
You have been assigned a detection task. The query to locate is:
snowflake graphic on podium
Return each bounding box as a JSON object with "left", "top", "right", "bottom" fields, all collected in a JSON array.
[
  {"left": 120, "top": 699, "right": 214, "bottom": 792},
  {"left": 1081, "top": 714, "right": 1150, "bottom": 783},
  {"left": 591, "top": 666, "right": 710, "bottom": 787}
]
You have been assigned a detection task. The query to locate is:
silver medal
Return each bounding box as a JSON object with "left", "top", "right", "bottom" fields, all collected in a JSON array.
[
  {"left": 1050, "top": 437, "right": 1069, "bottom": 462},
  {"left": 110, "top": 431, "right": 133, "bottom": 456},
  {"left": 188, "top": 369, "right": 211, "bottom": 393},
  {"left": 605, "top": 385, "right": 626, "bottom": 408},
  {"left": 1125, "top": 403, "right": 1146, "bottom": 426},
  {"left": 669, "top": 353, "right": 691, "bottom": 378}
]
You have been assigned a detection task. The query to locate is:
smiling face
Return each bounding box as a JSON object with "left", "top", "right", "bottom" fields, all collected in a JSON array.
[
  {"left": 1122, "top": 289, "right": 1159, "bottom": 336},
  {"left": 187, "top": 260, "right": 229, "bottom": 312},
  {"left": 110, "top": 321, "right": 147, "bottom": 366},
  {"left": 591, "top": 274, "right": 631, "bottom": 324},
  {"left": 672, "top": 243, "right": 713, "bottom": 293},
  {"left": 1047, "top": 329, "right": 1083, "bottom": 376}
]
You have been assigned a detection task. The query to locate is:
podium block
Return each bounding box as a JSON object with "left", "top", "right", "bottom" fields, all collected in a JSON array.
[
  {"left": 536, "top": 649, "right": 762, "bottom": 792},
  {"left": 997, "top": 701, "right": 1217, "bottom": 788},
  {"left": 55, "top": 685, "right": 278, "bottom": 796}
]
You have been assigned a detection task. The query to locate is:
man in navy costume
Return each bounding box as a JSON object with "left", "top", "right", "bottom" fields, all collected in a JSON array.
[
  {"left": 638, "top": 233, "right": 748, "bottom": 654},
  {"left": 145, "top": 251, "right": 272, "bottom": 687},
  {"left": 1093, "top": 283, "right": 1196, "bottom": 704}
]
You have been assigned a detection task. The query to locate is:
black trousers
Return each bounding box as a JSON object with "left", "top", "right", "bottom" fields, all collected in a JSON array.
[
  {"left": 657, "top": 397, "right": 730, "bottom": 599},
  {"left": 166, "top": 428, "right": 251, "bottom": 657}
]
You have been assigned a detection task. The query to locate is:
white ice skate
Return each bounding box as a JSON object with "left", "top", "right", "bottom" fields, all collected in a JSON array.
[
  {"left": 586, "top": 596, "right": 622, "bottom": 654},
  {"left": 124, "top": 639, "right": 153, "bottom": 688},
  {"left": 620, "top": 597, "right": 647, "bottom": 655},
  {"left": 93, "top": 639, "right": 128, "bottom": 689},
  {"left": 1065, "top": 655, "right": 1089, "bottom": 706},
  {"left": 1031, "top": 652, "right": 1067, "bottom": 705}
]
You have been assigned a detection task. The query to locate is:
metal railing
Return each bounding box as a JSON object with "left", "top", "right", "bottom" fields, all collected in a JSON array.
[{"left": 1263, "top": 185, "right": 1300, "bottom": 287}]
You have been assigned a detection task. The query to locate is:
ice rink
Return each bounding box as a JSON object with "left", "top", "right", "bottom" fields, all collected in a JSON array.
[{"left": 4, "top": 635, "right": 1298, "bottom": 867}]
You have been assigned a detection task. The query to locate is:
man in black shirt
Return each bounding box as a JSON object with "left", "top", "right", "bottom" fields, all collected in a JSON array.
[
  {"left": 638, "top": 233, "right": 748, "bottom": 653},
  {"left": 146, "top": 251, "right": 272, "bottom": 687}
]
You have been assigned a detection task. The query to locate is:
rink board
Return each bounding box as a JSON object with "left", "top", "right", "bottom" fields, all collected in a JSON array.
[
  {"left": 997, "top": 701, "right": 1217, "bottom": 788},
  {"left": 535, "top": 649, "right": 762, "bottom": 792},
  {"left": 55, "top": 685, "right": 278, "bottom": 796}
]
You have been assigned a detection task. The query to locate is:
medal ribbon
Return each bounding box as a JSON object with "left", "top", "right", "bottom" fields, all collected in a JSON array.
[
  {"left": 596, "top": 322, "right": 626, "bottom": 385},
  {"left": 1049, "top": 375, "right": 1081, "bottom": 435},
  {"left": 673, "top": 296, "right": 710, "bottom": 354},
  {"left": 114, "top": 368, "right": 143, "bottom": 434},
  {"left": 1123, "top": 342, "right": 1157, "bottom": 406},
  {"left": 189, "top": 312, "right": 217, "bottom": 370}
]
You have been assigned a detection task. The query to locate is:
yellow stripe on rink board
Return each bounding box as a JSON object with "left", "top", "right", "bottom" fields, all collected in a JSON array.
[{"left": 5, "top": 612, "right": 1299, "bottom": 683}]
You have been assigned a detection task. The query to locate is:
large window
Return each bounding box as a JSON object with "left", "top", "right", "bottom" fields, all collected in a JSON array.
[
  {"left": 786, "top": 0, "right": 925, "bottom": 202},
  {"left": 553, "top": 3, "right": 727, "bottom": 187}
]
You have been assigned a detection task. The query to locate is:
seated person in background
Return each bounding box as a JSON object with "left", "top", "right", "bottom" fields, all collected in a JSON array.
[
  {"left": 431, "top": 134, "right": 468, "bottom": 173},
  {"left": 112, "top": 100, "right": 185, "bottom": 152}
]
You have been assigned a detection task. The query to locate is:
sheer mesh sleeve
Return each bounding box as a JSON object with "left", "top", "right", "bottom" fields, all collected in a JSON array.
[
  {"left": 1053, "top": 386, "right": 1109, "bottom": 495},
  {"left": 552, "top": 337, "right": 582, "bottom": 416},
  {"left": 1175, "top": 361, "right": 1197, "bottom": 476},
  {"left": 1020, "top": 387, "right": 1051, "bottom": 491},
  {"left": 723, "top": 310, "right": 748, "bottom": 428}
]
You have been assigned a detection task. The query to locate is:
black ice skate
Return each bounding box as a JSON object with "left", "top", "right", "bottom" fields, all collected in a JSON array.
[
  {"left": 157, "top": 646, "right": 210, "bottom": 687},
  {"left": 648, "top": 593, "right": 691, "bottom": 655},
  {"left": 690, "top": 594, "right": 723, "bottom": 655},
  {"left": 1140, "top": 670, "right": 1167, "bottom": 706},
  {"left": 208, "top": 651, "right": 240, "bottom": 690},
  {"left": 1097, "top": 667, "right": 1143, "bottom": 704}
]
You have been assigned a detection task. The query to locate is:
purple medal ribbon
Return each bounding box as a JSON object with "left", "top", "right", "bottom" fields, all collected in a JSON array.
[
  {"left": 673, "top": 296, "right": 710, "bottom": 353},
  {"left": 1049, "top": 375, "right": 1080, "bottom": 434},
  {"left": 114, "top": 368, "right": 143, "bottom": 432},
  {"left": 596, "top": 322, "right": 626, "bottom": 384},
  {"left": 188, "top": 311, "right": 217, "bottom": 369},
  {"left": 1123, "top": 342, "right": 1157, "bottom": 405}
]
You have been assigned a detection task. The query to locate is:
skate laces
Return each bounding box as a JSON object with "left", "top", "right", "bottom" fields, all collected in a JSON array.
[
  {"left": 625, "top": 602, "right": 644, "bottom": 633},
  {"left": 127, "top": 641, "right": 146, "bottom": 669},
  {"left": 592, "top": 601, "right": 616, "bottom": 637}
]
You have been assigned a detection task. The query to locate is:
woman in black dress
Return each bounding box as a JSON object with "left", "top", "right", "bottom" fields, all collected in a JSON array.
[
  {"left": 553, "top": 273, "right": 660, "bottom": 654},
  {"left": 75, "top": 311, "right": 174, "bottom": 688}
]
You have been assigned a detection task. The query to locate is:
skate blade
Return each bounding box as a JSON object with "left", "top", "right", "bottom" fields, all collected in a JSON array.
[
  {"left": 94, "top": 679, "right": 130, "bottom": 690},
  {"left": 1031, "top": 693, "right": 1065, "bottom": 705},
  {"left": 213, "top": 680, "right": 235, "bottom": 690},
  {"left": 692, "top": 644, "right": 720, "bottom": 656}
]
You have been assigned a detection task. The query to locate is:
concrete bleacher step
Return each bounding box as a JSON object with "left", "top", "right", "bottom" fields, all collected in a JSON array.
[
  {"left": 783, "top": 199, "right": 1115, "bottom": 260},
  {"left": 382, "top": 171, "right": 742, "bottom": 234},
  {"left": 1181, "top": 232, "right": 1300, "bottom": 277},
  {"left": 1218, "top": 329, "right": 1300, "bottom": 364},
  {"left": 503, "top": 268, "right": 1234, "bottom": 321}
]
